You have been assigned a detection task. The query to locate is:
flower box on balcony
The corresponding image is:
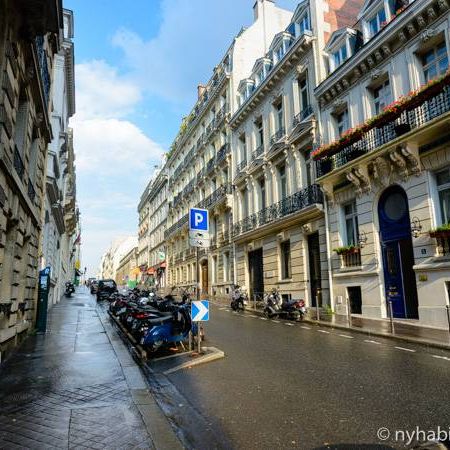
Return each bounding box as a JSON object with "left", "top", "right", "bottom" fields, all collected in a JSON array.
[
  {"left": 334, "top": 245, "right": 361, "bottom": 268},
  {"left": 429, "top": 228, "right": 450, "bottom": 239},
  {"left": 429, "top": 226, "right": 450, "bottom": 256},
  {"left": 333, "top": 245, "right": 359, "bottom": 255}
]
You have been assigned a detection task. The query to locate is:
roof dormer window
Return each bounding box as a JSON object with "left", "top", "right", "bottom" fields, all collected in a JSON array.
[
  {"left": 298, "top": 11, "right": 310, "bottom": 35},
  {"left": 333, "top": 45, "right": 348, "bottom": 68},
  {"left": 368, "top": 7, "right": 387, "bottom": 38},
  {"left": 276, "top": 45, "right": 284, "bottom": 63}
]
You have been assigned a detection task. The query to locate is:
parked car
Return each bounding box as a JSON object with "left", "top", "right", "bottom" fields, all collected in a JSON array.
[
  {"left": 90, "top": 280, "right": 99, "bottom": 294},
  {"left": 96, "top": 279, "right": 117, "bottom": 301}
]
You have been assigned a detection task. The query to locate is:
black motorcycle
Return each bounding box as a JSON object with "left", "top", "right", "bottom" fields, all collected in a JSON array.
[
  {"left": 263, "top": 288, "right": 300, "bottom": 321},
  {"left": 230, "top": 285, "right": 248, "bottom": 311},
  {"left": 64, "top": 282, "right": 75, "bottom": 297}
]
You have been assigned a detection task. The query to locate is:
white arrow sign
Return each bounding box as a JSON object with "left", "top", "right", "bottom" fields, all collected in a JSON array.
[{"left": 191, "top": 300, "right": 209, "bottom": 321}]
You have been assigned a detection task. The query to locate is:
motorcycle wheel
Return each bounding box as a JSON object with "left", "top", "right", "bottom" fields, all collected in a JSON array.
[{"left": 264, "top": 308, "right": 272, "bottom": 319}]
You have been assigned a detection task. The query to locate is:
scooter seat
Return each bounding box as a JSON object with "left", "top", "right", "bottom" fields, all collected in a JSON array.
[{"left": 147, "top": 314, "right": 173, "bottom": 325}]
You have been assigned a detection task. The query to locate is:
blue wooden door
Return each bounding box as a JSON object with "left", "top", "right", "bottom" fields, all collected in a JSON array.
[{"left": 378, "top": 186, "right": 418, "bottom": 319}]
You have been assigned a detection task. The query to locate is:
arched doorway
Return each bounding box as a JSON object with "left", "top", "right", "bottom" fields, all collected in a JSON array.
[{"left": 378, "top": 185, "right": 418, "bottom": 319}]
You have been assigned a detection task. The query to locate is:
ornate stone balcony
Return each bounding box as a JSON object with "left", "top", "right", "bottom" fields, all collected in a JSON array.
[
  {"left": 315, "top": 77, "right": 450, "bottom": 180},
  {"left": 233, "top": 184, "right": 323, "bottom": 237},
  {"left": 293, "top": 105, "right": 313, "bottom": 127}
]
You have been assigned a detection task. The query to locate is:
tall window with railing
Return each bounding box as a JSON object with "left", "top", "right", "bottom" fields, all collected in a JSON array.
[
  {"left": 343, "top": 201, "right": 359, "bottom": 245},
  {"left": 259, "top": 178, "right": 266, "bottom": 210},
  {"left": 298, "top": 76, "right": 309, "bottom": 113},
  {"left": 279, "top": 165, "right": 287, "bottom": 200},
  {"left": 372, "top": 78, "right": 391, "bottom": 115},
  {"left": 367, "top": 7, "right": 386, "bottom": 38},
  {"left": 335, "top": 109, "right": 349, "bottom": 138},
  {"left": 436, "top": 167, "right": 450, "bottom": 224},
  {"left": 280, "top": 240, "right": 292, "bottom": 280},
  {"left": 275, "top": 99, "right": 284, "bottom": 132},
  {"left": 256, "top": 117, "right": 264, "bottom": 148}
]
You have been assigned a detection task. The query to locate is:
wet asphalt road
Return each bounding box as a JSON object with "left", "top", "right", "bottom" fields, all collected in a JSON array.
[{"left": 163, "top": 303, "right": 450, "bottom": 450}]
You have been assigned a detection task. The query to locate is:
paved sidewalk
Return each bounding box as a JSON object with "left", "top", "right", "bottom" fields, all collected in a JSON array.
[{"left": 0, "top": 288, "right": 183, "bottom": 450}]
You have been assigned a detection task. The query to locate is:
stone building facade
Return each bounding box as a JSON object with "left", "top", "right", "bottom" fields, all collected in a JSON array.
[
  {"left": 0, "top": 0, "right": 63, "bottom": 358},
  {"left": 164, "top": 0, "right": 293, "bottom": 299},
  {"left": 41, "top": 8, "right": 76, "bottom": 306},
  {"left": 230, "top": 0, "right": 365, "bottom": 306},
  {"left": 314, "top": 0, "right": 450, "bottom": 327},
  {"left": 115, "top": 246, "right": 138, "bottom": 288}
]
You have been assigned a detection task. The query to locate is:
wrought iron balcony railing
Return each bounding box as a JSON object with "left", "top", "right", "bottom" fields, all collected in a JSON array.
[
  {"left": 206, "top": 156, "right": 216, "bottom": 174},
  {"left": 236, "top": 159, "right": 247, "bottom": 174},
  {"left": 164, "top": 214, "right": 189, "bottom": 239},
  {"left": 28, "top": 179, "right": 36, "bottom": 203},
  {"left": 252, "top": 144, "right": 264, "bottom": 161},
  {"left": 340, "top": 248, "right": 362, "bottom": 268},
  {"left": 14, "top": 147, "right": 25, "bottom": 179},
  {"left": 233, "top": 184, "right": 323, "bottom": 236},
  {"left": 197, "top": 183, "right": 232, "bottom": 210},
  {"left": 35, "top": 36, "right": 51, "bottom": 107},
  {"left": 316, "top": 84, "right": 450, "bottom": 178},
  {"left": 215, "top": 103, "right": 229, "bottom": 124},
  {"left": 270, "top": 127, "right": 286, "bottom": 146},
  {"left": 293, "top": 105, "right": 313, "bottom": 127},
  {"left": 216, "top": 143, "right": 230, "bottom": 164}
]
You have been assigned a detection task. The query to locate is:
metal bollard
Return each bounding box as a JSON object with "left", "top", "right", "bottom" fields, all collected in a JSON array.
[
  {"left": 446, "top": 305, "right": 450, "bottom": 342},
  {"left": 346, "top": 296, "right": 352, "bottom": 327},
  {"left": 316, "top": 295, "right": 320, "bottom": 321},
  {"left": 388, "top": 300, "right": 395, "bottom": 334}
]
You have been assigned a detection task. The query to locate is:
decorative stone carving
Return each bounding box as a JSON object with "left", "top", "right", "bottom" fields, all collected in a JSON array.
[
  {"left": 320, "top": 97, "right": 326, "bottom": 107},
  {"left": 398, "top": 31, "right": 407, "bottom": 42},
  {"left": 389, "top": 149, "right": 408, "bottom": 179},
  {"left": 370, "top": 156, "right": 392, "bottom": 186},
  {"left": 321, "top": 182, "right": 335, "bottom": 207},
  {"left": 342, "top": 78, "right": 350, "bottom": 89},
  {"left": 367, "top": 56, "right": 375, "bottom": 67},
  {"left": 427, "top": 6, "right": 437, "bottom": 19},
  {"left": 416, "top": 15, "right": 426, "bottom": 28},
  {"left": 438, "top": 0, "right": 449, "bottom": 11},
  {"left": 332, "top": 98, "right": 346, "bottom": 110},
  {"left": 330, "top": 87, "right": 337, "bottom": 96},
  {"left": 360, "top": 63, "right": 368, "bottom": 73},
  {"left": 325, "top": 92, "right": 332, "bottom": 101},
  {"left": 374, "top": 51, "right": 383, "bottom": 62},
  {"left": 346, "top": 167, "right": 370, "bottom": 196},
  {"left": 400, "top": 144, "right": 421, "bottom": 175},
  {"left": 353, "top": 68, "right": 361, "bottom": 78},
  {"left": 336, "top": 82, "right": 342, "bottom": 93},
  {"left": 422, "top": 28, "right": 437, "bottom": 42},
  {"left": 382, "top": 44, "right": 391, "bottom": 55},
  {"left": 371, "top": 69, "right": 382, "bottom": 81},
  {"left": 407, "top": 23, "right": 416, "bottom": 35},
  {"left": 296, "top": 61, "right": 309, "bottom": 75}
]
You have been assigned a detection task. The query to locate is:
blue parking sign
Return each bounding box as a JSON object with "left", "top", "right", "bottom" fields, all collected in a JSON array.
[{"left": 189, "top": 208, "right": 209, "bottom": 232}]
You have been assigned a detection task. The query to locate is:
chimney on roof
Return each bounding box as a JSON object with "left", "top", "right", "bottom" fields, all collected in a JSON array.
[
  {"left": 253, "top": 0, "right": 275, "bottom": 22},
  {"left": 197, "top": 84, "right": 206, "bottom": 100}
]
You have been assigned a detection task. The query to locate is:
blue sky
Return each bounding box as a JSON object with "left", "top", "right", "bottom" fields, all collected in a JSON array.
[{"left": 65, "top": 0, "right": 298, "bottom": 275}]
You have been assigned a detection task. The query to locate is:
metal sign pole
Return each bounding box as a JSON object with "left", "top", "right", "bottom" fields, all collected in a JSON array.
[{"left": 196, "top": 246, "right": 201, "bottom": 353}]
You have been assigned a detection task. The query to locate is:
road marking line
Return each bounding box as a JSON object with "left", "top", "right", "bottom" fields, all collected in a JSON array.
[
  {"left": 219, "top": 307, "right": 227, "bottom": 310},
  {"left": 271, "top": 320, "right": 280, "bottom": 323},
  {"left": 284, "top": 323, "right": 294, "bottom": 327},
  {"left": 338, "top": 334, "right": 354, "bottom": 339},
  {"left": 248, "top": 315, "right": 258, "bottom": 318},
  {"left": 300, "top": 326, "right": 311, "bottom": 330},
  {"left": 432, "top": 355, "right": 450, "bottom": 361},
  {"left": 364, "top": 340, "right": 381, "bottom": 345},
  {"left": 395, "top": 346, "right": 416, "bottom": 353},
  {"left": 260, "top": 317, "right": 268, "bottom": 321},
  {"left": 317, "top": 330, "right": 330, "bottom": 334}
]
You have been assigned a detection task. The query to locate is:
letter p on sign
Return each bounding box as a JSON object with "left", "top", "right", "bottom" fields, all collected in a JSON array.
[{"left": 189, "top": 208, "right": 209, "bottom": 232}]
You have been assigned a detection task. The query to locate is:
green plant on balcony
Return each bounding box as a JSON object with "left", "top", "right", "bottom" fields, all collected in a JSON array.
[
  {"left": 313, "top": 69, "right": 450, "bottom": 161},
  {"left": 333, "top": 244, "right": 360, "bottom": 255},
  {"left": 429, "top": 223, "right": 450, "bottom": 238}
]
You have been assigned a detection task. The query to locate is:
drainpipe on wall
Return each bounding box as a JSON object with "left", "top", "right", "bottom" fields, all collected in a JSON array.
[{"left": 323, "top": 196, "right": 335, "bottom": 311}]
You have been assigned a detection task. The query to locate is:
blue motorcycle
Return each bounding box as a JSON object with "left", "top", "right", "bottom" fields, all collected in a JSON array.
[{"left": 140, "top": 304, "right": 199, "bottom": 352}]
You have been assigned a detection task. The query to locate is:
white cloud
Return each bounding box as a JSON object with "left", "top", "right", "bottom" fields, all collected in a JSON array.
[
  {"left": 72, "top": 117, "right": 163, "bottom": 174},
  {"left": 75, "top": 60, "right": 142, "bottom": 120}
]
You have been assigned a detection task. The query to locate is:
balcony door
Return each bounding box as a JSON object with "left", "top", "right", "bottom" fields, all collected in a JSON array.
[
  {"left": 378, "top": 185, "right": 418, "bottom": 319},
  {"left": 308, "top": 233, "right": 322, "bottom": 307}
]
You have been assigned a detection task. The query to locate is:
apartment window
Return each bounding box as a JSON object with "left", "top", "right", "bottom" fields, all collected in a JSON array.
[
  {"left": 368, "top": 7, "right": 387, "bottom": 37},
  {"left": 241, "top": 188, "right": 249, "bottom": 218},
  {"left": 280, "top": 240, "right": 291, "bottom": 279},
  {"left": 344, "top": 201, "right": 359, "bottom": 245},
  {"left": 239, "top": 133, "right": 246, "bottom": 162},
  {"left": 275, "top": 99, "right": 284, "bottom": 131},
  {"left": 257, "top": 70, "right": 264, "bottom": 85},
  {"left": 276, "top": 45, "right": 284, "bottom": 62},
  {"left": 372, "top": 79, "right": 392, "bottom": 115},
  {"left": 436, "top": 167, "right": 450, "bottom": 224},
  {"left": 259, "top": 178, "right": 266, "bottom": 210},
  {"left": 336, "top": 109, "right": 349, "bottom": 137},
  {"left": 256, "top": 117, "right": 264, "bottom": 147},
  {"left": 298, "top": 77, "right": 309, "bottom": 112},
  {"left": 298, "top": 12, "right": 310, "bottom": 34},
  {"left": 15, "top": 91, "right": 29, "bottom": 156},
  {"left": 279, "top": 165, "right": 287, "bottom": 200},
  {"left": 223, "top": 251, "right": 230, "bottom": 282},
  {"left": 333, "top": 45, "right": 348, "bottom": 68},
  {"left": 422, "top": 42, "right": 449, "bottom": 82}
]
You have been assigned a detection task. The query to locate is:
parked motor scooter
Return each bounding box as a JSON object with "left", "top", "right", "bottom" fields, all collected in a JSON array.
[
  {"left": 65, "top": 282, "right": 75, "bottom": 298},
  {"left": 139, "top": 304, "right": 198, "bottom": 352},
  {"left": 230, "top": 285, "right": 248, "bottom": 311},
  {"left": 263, "top": 288, "right": 300, "bottom": 321}
]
